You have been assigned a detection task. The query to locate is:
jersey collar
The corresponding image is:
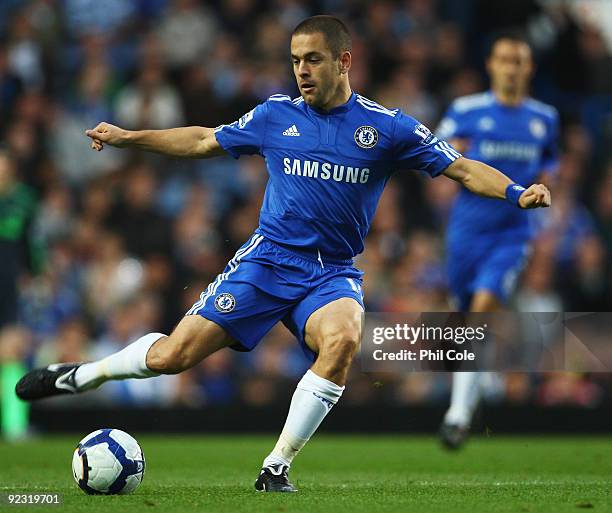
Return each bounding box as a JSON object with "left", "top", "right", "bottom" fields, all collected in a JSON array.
[
  {"left": 306, "top": 91, "right": 357, "bottom": 115},
  {"left": 490, "top": 90, "right": 527, "bottom": 109}
]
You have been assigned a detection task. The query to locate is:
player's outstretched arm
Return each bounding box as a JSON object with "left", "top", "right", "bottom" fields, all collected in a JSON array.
[
  {"left": 443, "top": 157, "right": 551, "bottom": 209},
  {"left": 85, "top": 123, "right": 226, "bottom": 159}
]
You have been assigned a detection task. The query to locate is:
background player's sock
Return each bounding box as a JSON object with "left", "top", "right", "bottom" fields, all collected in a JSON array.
[
  {"left": 262, "top": 369, "right": 344, "bottom": 468},
  {"left": 444, "top": 371, "right": 481, "bottom": 427},
  {"left": 74, "top": 332, "right": 164, "bottom": 390}
]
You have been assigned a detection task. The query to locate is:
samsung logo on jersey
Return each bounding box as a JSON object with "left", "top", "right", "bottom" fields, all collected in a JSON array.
[
  {"left": 479, "top": 140, "right": 539, "bottom": 161},
  {"left": 283, "top": 158, "right": 370, "bottom": 184}
]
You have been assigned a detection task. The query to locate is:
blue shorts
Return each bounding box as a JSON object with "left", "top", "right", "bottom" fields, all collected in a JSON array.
[
  {"left": 447, "top": 238, "right": 529, "bottom": 312},
  {"left": 186, "top": 233, "right": 364, "bottom": 361}
]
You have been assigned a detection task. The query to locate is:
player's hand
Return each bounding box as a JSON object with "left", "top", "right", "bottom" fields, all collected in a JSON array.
[
  {"left": 518, "top": 183, "right": 551, "bottom": 209},
  {"left": 85, "top": 122, "right": 129, "bottom": 151}
]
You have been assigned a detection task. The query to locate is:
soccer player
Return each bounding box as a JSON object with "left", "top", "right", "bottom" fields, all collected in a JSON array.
[
  {"left": 16, "top": 17, "right": 550, "bottom": 491},
  {"left": 437, "top": 33, "right": 559, "bottom": 449}
]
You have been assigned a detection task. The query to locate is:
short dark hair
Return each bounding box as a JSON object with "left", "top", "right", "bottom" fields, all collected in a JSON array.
[
  {"left": 292, "top": 15, "right": 352, "bottom": 59},
  {"left": 488, "top": 30, "right": 532, "bottom": 56}
]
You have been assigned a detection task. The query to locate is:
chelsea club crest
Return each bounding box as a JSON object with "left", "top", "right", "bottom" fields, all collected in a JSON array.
[
  {"left": 354, "top": 126, "right": 378, "bottom": 149},
  {"left": 214, "top": 293, "right": 236, "bottom": 312}
]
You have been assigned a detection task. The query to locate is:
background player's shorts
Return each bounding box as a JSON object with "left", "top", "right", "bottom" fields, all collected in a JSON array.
[
  {"left": 186, "top": 233, "right": 364, "bottom": 361},
  {"left": 447, "top": 238, "right": 529, "bottom": 312}
]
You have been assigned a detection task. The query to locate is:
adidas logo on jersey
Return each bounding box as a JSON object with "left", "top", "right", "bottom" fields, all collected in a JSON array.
[{"left": 282, "top": 125, "right": 300, "bottom": 136}]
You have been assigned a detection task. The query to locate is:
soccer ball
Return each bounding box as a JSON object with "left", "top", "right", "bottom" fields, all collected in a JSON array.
[{"left": 72, "top": 428, "right": 145, "bottom": 495}]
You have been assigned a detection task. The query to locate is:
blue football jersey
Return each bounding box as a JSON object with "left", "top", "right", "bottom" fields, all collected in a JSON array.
[
  {"left": 214, "top": 92, "right": 460, "bottom": 262},
  {"left": 437, "top": 91, "right": 559, "bottom": 244}
]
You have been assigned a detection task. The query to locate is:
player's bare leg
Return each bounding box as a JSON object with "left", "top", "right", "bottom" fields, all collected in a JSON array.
[
  {"left": 469, "top": 290, "right": 502, "bottom": 313},
  {"left": 306, "top": 298, "right": 363, "bottom": 386},
  {"left": 145, "top": 316, "right": 234, "bottom": 374},
  {"left": 256, "top": 298, "right": 362, "bottom": 492},
  {"left": 15, "top": 315, "right": 234, "bottom": 400},
  {"left": 441, "top": 290, "right": 501, "bottom": 449}
]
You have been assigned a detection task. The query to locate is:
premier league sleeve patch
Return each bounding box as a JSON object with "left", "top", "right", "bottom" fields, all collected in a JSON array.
[
  {"left": 354, "top": 126, "right": 379, "bottom": 148},
  {"left": 214, "top": 293, "right": 236, "bottom": 312},
  {"left": 413, "top": 123, "right": 437, "bottom": 145},
  {"left": 238, "top": 109, "right": 255, "bottom": 129}
]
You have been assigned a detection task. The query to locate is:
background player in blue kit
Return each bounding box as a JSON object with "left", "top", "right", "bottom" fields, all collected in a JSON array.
[
  {"left": 437, "top": 33, "right": 559, "bottom": 449},
  {"left": 16, "top": 17, "right": 551, "bottom": 492}
]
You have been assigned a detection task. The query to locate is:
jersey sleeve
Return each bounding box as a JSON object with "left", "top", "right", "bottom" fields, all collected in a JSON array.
[
  {"left": 392, "top": 111, "right": 462, "bottom": 177},
  {"left": 540, "top": 110, "right": 560, "bottom": 175},
  {"left": 213, "top": 101, "right": 269, "bottom": 158}
]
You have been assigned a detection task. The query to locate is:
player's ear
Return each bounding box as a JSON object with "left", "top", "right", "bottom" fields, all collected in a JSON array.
[{"left": 339, "top": 51, "right": 351, "bottom": 75}]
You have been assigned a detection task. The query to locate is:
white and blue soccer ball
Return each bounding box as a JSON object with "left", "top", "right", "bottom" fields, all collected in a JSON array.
[{"left": 71, "top": 429, "right": 145, "bottom": 495}]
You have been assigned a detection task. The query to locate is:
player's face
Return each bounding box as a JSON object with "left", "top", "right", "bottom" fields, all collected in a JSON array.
[
  {"left": 487, "top": 40, "right": 533, "bottom": 96},
  {"left": 291, "top": 33, "right": 346, "bottom": 109}
]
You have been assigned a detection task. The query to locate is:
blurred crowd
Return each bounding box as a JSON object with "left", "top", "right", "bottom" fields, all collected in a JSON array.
[{"left": 0, "top": 0, "right": 611, "bottom": 410}]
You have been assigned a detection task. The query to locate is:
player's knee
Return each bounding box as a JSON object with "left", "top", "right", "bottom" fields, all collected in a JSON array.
[
  {"left": 146, "top": 335, "right": 194, "bottom": 374},
  {"left": 317, "top": 329, "right": 361, "bottom": 375}
]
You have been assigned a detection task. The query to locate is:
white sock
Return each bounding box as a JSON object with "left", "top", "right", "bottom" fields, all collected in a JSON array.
[
  {"left": 444, "top": 371, "right": 482, "bottom": 427},
  {"left": 262, "top": 370, "right": 344, "bottom": 468},
  {"left": 74, "top": 332, "right": 164, "bottom": 390}
]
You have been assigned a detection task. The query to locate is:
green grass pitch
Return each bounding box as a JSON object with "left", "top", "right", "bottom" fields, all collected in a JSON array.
[{"left": 1, "top": 435, "right": 610, "bottom": 513}]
